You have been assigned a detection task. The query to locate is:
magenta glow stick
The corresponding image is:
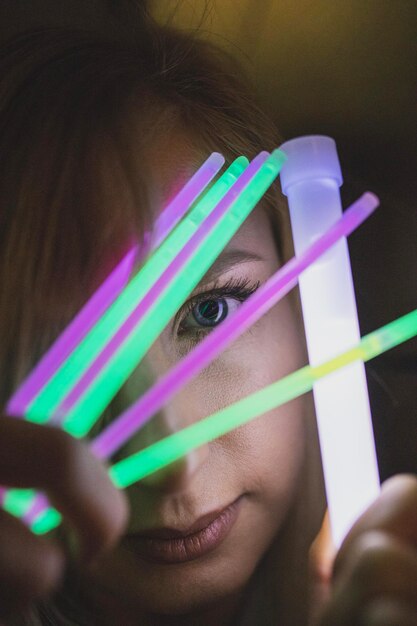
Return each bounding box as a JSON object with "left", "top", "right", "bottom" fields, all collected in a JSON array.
[
  {"left": 151, "top": 152, "right": 225, "bottom": 249},
  {"left": 1, "top": 152, "right": 225, "bottom": 517},
  {"left": 22, "top": 192, "right": 378, "bottom": 527},
  {"left": 6, "top": 153, "right": 224, "bottom": 420},
  {"left": 22, "top": 493, "right": 49, "bottom": 526},
  {"left": 1, "top": 151, "right": 226, "bottom": 517},
  {"left": 22, "top": 151, "right": 272, "bottom": 525},
  {"left": 52, "top": 156, "right": 247, "bottom": 422},
  {"left": 6, "top": 246, "right": 138, "bottom": 418},
  {"left": 91, "top": 192, "right": 379, "bottom": 460}
]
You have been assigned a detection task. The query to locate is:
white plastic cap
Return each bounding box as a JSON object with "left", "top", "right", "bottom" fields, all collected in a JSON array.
[{"left": 279, "top": 135, "right": 343, "bottom": 195}]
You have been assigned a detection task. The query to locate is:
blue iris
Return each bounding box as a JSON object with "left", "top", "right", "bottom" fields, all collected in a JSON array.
[{"left": 192, "top": 298, "right": 228, "bottom": 327}]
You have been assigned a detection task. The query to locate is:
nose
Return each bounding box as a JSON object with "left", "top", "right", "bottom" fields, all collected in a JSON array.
[
  {"left": 122, "top": 344, "right": 210, "bottom": 493},
  {"left": 131, "top": 400, "right": 210, "bottom": 493}
]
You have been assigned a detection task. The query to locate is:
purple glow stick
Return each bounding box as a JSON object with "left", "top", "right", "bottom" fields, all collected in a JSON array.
[
  {"left": 22, "top": 493, "right": 49, "bottom": 525},
  {"left": 2, "top": 247, "right": 137, "bottom": 532},
  {"left": 1, "top": 151, "right": 225, "bottom": 520},
  {"left": 91, "top": 192, "right": 379, "bottom": 460},
  {"left": 6, "top": 246, "right": 138, "bottom": 418},
  {"left": 151, "top": 152, "right": 225, "bottom": 250},
  {"left": 23, "top": 192, "right": 379, "bottom": 527},
  {"left": 23, "top": 151, "right": 270, "bottom": 526},
  {"left": 52, "top": 153, "right": 268, "bottom": 421},
  {"left": 5, "top": 153, "right": 224, "bottom": 420}
]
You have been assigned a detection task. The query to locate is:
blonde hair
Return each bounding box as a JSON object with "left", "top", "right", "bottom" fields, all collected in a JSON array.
[{"left": 1, "top": 13, "right": 325, "bottom": 626}]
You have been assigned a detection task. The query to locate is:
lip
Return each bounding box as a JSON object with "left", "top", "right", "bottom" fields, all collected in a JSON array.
[{"left": 124, "top": 497, "right": 242, "bottom": 564}]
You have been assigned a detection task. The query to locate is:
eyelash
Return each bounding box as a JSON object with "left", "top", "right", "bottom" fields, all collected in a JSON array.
[{"left": 175, "top": 276, "right": 261, "bottom": 341}]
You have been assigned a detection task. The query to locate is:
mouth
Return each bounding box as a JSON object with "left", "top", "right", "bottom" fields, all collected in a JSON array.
[{"left": 124, "top": 497, "right": 243, "bottom": 565}]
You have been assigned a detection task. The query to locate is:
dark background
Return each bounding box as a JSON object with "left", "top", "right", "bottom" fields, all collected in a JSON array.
[{"left": 1, "top": 0, "right": 416, "bottom": 480}]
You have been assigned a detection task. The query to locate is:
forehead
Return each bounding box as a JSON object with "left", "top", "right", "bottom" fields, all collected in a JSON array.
[
  {"left": 146, "top": 129, "right": 201, "bottom": 216},
  {"left": 146, "top": 132, "right": 279, "bottom": 261}
]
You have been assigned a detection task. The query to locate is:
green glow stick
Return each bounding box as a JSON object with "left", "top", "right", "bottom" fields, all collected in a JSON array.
[
  {"left": 25, "top": 157, "right": 248, "bottom": 424},
  {"left": 8, "top": 151, "right": 285, "bottom": 522},
  {"left": 108, "top": 308, "right": 417, "bottom": 489},
  {"left": 31, "top": 308, "right": 417, "bottom": 535},
  {"left": 1, "top": 158, "right": 249, "bottom": 520},
  {"left": 5, "top": 151, "right": 278, "bottom": 522},
  {"left": 31, "top": 508, "right": 62, "bottom": 535},
  {"left": 60, "top": 151, "right": 284, "bottom": 437},
  {"left": 3, "top": 489, "right": 35, "bottom": 518}
]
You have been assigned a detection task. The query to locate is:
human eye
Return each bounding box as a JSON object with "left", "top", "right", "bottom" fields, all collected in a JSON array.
[{"left": 175, "top": 277, "right": 260, "bottom": 342}]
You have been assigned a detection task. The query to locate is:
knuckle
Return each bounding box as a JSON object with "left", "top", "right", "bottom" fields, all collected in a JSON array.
[
  {"left": 349, "top": 531, "right": 392, "bottom": 585},
  {"left": 400, "top": 474, "right": 417, "bottom": 507},
  {"left": 101, "top": 487, "right": 129, "bottom": 542},
  {"left": 383, "top": 473, "right": 417, "bottom": 505},
  {"left": 360, "top": 597, "right": 417, "bottom": 626},
  {"left": 334, "top": 530, "right": 386, "bottom": 580},
  {"left": 45, "top": 427, "right": 86, "bottom": 486},
  {"left": 21, "top": 547, "right": 62, "bottom": 598}
]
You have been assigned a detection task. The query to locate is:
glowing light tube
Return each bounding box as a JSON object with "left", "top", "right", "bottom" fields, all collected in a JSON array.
[
  {"left": 6, "top": 153, "right": 224, "bottom": 420},
  {"left": 4, "top": 190, "right": 376, "bottom": 523},
  {"left": 109, "top": 309, "right": 417, "bottom": 488},
  {"left": 280, "top": 135, "right": 381, "bottom": 547},
  {"left": 91, "top": 192, "right": 378, "bottom": 460},
  {"left": 30, "top": 308, "right": 417, "bottom": 535},
  {"left": 57, "top": 151, "right": 278, "bottom": 439},
  {"left": 21, "top": 157, "right": 245, "bottom": 426}
]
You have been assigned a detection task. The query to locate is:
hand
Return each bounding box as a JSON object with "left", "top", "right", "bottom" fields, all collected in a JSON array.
[
  {"left": 0, "top": 415, "right": 128, "bottom": 621},
  {"left": 318, "top": 474, "right": 417, "bottom": 625}
]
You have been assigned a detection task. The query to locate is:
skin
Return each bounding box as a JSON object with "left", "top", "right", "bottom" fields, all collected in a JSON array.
[
  {"left": 0, "top": 137, "right": 416, "bottom": 625},
  {"left": 78, "top": 142, "right": 308, "bottom": 623},
  {"left": 319, "top": 475, "right": 417, "bottom": 625}
]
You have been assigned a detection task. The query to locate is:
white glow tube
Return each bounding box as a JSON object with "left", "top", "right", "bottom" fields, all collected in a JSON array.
[{"left": 280, "top": 135, "right": 380, "bottom": 547}]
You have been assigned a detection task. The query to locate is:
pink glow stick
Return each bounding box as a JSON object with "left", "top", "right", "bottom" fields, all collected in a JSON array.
[
  {"left": 5, "top": 153, "right": 224, "bottom": 419},
  {"left": 91, "top": 192, "right": 379, "bottom": 460},
  {"left": 52, "top": 153, "right": 268, "bottom": 422},
  {"left": 6, "top": 246, "right": 138, "bottom": 418},
  {"left": 21, "top": 493, "right": 49, "bottom": 525},
  {"left": 151, "top": 153, "right": 225, "bottom": 250},
  {"left": 22, "top": 151, "right": 271, "bottom": 525},
  {"left": 22, "top": 192, "right": 378, "bottom": 526}
]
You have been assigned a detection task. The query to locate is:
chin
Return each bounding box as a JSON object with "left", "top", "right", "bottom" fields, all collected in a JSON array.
[
  {"left": 85, "top": 498, "right": 281, "bottom": 618},
  {"left": 132, "top": 575, "right": 239, "bottom": 616},
  {"left": 88, "top": 541, "right": 258, "bottom": 617}
]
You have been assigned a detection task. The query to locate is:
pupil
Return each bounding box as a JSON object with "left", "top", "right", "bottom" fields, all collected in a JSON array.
[{"left": 193, "top": 298, "right": 228, "bottom": 327}]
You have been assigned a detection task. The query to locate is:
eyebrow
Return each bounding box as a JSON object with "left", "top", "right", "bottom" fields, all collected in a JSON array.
[{"left": 198, "top": 249, "right": 265, "bottom": 286}]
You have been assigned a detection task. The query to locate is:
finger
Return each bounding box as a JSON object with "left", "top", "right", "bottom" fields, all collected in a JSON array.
[
  {"left": 319, "top": 531, "right": 417, "bottom": 626},
  {"left": 343, "top": 532, "right": 417, "bottom": 605},
  {"left": 360, "top": 597, "right": 417, "bottom": 626},
  {"left": 0, "top": 509, "right": 64, "bottom": 619},
  {"left": 0, "top": 415, "right": 128, "bottom": 562},
  {"left": 334, "top": 474, "right": 417, "bottom": 579}
]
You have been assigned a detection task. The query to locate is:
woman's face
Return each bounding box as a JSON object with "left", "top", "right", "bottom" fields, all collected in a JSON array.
[{"left": 82, "top": 138, "right": 308, "bottom": 619}]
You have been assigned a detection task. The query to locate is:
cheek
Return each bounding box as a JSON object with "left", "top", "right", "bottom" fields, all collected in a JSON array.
[
  {"left": 185, "top": 300, "right": 306, "bottom": 497},
  {"left": 232, "top": 400, "right": 306, "bottom": 503},
  {"left": 189, "top": 298, "right": 304, "bottom": 413}
]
